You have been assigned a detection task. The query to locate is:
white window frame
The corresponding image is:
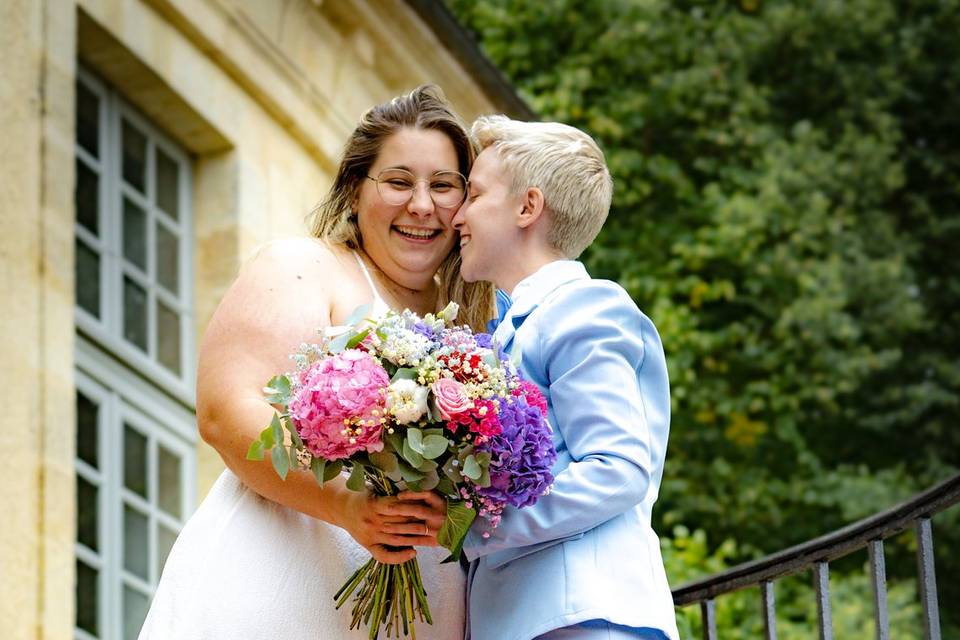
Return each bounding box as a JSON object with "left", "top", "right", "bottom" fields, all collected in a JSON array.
[
  {"left": 75, "top": 337, "right": 197, "bottom": 640},
  {"left": 74, "top": 66, "right": 196, "bottom": 407}
]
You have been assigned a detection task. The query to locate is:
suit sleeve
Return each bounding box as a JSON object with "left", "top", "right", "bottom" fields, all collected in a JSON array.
[{"left": 462, "top": 281, "right": 670, "bottom": 560}]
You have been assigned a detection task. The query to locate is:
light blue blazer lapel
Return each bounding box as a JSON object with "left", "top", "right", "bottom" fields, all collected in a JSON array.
[{"left": 491, "top": 297, "right": 538, "bottom": 357}]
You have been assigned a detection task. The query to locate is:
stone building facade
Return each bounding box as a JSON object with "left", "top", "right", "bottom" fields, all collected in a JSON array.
[{"left": 0, "top": 1, "right": 528, "bottom": 637}]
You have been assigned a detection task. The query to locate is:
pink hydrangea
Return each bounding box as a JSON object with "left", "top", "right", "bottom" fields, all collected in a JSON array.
[{"left": 288, "top": 350, "right": 389, "bottom": 460}]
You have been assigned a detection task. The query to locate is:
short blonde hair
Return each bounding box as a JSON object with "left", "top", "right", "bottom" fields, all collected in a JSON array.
[
  {"left": 472, "top": 115, "right": 612, "bottom": 258},
  {"left": 309, "top": 85, "right": 494, "bottom": 332}
]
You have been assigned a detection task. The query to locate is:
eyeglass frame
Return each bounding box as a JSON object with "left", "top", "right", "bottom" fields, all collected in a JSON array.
[{"left": 364, "top": 168, "right": 469, "bottom": 209}]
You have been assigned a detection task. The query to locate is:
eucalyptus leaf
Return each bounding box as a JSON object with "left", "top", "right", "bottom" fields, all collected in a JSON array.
[
  {"left": 369, "top": 451, "right": 399, "bottom": 473},
  {"left": 477, "top": 466, "right": 491, "bottom": 488},
  {"left": 263, "top": 374, "right": 292, "bottom": 404},
  {"left": 384, "top": 430, "right": 403, "bottom": 454},
  {"left": 344, "top": 302, "right": 371, "bottom": 328},
  {"left": 419, "top": 469, "right": 440, "bottom": 491},
  {"left": 415, "top": 458, "right": 438, "bottom": 473},
  {"left": 270, "top": 414, "right": 284, "bottom": 448},
  {"left": 462, "top": 454, "right": 482, "bottom": 481},
  {"left": 323, "top": 459, "right": 343, "bottom": 483},
  {"left": 435, "top": 477, "right": 456, "bottom": 496},
  {"left": 420, "top": 434, "right": 449, "bottom": 460},
  {"left": 427, "top": 397, "right": 442, "bottom": 422},
  {"left": 391, "top": 367, "right": 419, "bottom": 382},
  {"left": 246, "top": 440, "right": 264, "bottom": 461},
  {"left": 407, "top": 428, "right": 424, "bottom": 454},
  {"left": 346, "top": 328, "right": 371, "bottom": 349},
  {"left": 438, "top": 500, "right": 477, "bottom": 562},
  {"left": 402, "top": 439, "right": 424, "bottom": 467},
  {"left": 346, "top": 464, "right": 367, "bottom": 492},
  {"left": 259, "top": 424, "right": 275, "bottom": 450},
  {"left": 442, "top": 457, "right": 464, "bottom": 483},
  {"left": 284, "top": 415, "right": 302, "bottom": 448},
  {"left": 327, "top": 331, "right": 351, "bottom": 354},
  {"left": 397, "top": 460, "right": 425, "bottom": 482},
  {"left": 271, "top": 445, "right": 290, "bottom": 480},
  {"left": 310, "top": 457, "right": 327, "bottom": 486}
]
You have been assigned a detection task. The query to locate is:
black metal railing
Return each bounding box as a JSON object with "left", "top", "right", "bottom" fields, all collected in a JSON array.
[{"left": 672, "top": 473, "right": 960, "bottom": 640}]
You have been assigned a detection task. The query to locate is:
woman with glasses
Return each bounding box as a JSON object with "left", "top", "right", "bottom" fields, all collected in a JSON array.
[{"left": 140, "top": 86, "right": 494, "bottom": 640}]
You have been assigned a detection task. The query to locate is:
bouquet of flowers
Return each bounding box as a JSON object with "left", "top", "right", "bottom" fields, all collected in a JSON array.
[{"left": 247, "top": 302, "right": 556, "bottom": 639}]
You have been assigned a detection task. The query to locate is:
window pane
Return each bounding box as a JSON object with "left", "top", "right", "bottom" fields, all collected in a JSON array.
[
  {"left": 157, "top": 301, "right": 181, "bottom": 376},
  {"left": 76, "top": 475, "right": 99, "bottom": 551},
  {"left": 122, "top": 119, "right": 147, "bottom": 193},
  {"left": 122, "top": 276, "right": 148, "bottom": 352},
  {"left": 157, "top": 445, "right": 182, "bottom": 518},
  {"left": 75, "top": 560, "right": 99, "bottom": 636},
  {"left": 122, "top": 197, "right": 147, "bottom": 271},
  {"left": 157, "top": 523, "right": 178, "bottom": 576},
  {"left": 123, "top": 585, "right": 150, "bottom": 640},
  {"left": 155, "top": 148, "right": 179, "bottom": 220},
  {"left": 75, "top": 239, "right": 101, "bottom": 318},
  {"left": 123, "top": 504, "right": 149, "bottom": 579},
  {"left": 76, "top": 391, "right": 98, "bottom": 468},
  {"left": 76, "top": 81, "right": 100, "bottom": 158},
  {"left": 156, "top": 222, "right": 179, "bottom": 295},
  {"left": 123, "top": 423, "right": 148, "bottom": 497},
  {"left": 75, "top": 159, "right": 99, "bottom": 235}
]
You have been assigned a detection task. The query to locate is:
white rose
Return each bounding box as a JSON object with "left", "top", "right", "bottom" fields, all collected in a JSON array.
[{"left": 386, "top": 379, "right": 429, "bottom": 424}]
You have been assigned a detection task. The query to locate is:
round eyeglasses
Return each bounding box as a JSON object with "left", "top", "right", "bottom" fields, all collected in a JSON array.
[{"left": 365, "top": 169, "right": 468, "bottom": 209}]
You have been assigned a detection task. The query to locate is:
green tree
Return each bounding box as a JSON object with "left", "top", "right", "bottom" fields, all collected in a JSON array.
[{"left": 448, "top": 0, "right": 960, "bottom": 633}]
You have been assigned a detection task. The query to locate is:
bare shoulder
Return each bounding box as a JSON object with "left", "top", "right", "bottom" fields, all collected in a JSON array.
[
  {"left": 200, "top": 237, "right": 353, "bottom": 380},
  {"left": 243, "top": 236, "right": 345, "bottom": 279}
]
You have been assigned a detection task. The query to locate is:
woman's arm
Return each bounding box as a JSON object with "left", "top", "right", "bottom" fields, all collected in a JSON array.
[{"left": 197, "top": 238, "right": 445, "bottom": 563}]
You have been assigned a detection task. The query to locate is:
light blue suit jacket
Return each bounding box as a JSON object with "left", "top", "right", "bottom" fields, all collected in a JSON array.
[{"left": 464, "top": 261, "right": 679, "bottom": 640}]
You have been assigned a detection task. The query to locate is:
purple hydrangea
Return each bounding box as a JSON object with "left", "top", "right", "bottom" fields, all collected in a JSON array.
[
  {"left": 474, "top": 332, "right": 493, "bottom": 349},
  {"left": 412, "top": 322, "right": 436, "bottom": 341},
  {"left": 476, "top": 397, "right": 556, "bottom": 508}
]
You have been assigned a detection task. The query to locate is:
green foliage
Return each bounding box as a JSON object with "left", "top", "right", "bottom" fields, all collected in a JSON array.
[{"left": 449, "top": 0, "right": 960, "bottom": 632}]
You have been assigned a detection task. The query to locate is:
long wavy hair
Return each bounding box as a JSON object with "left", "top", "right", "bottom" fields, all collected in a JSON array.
[{"left": 308, "top": 85, "right": 494, "bottom": 332}]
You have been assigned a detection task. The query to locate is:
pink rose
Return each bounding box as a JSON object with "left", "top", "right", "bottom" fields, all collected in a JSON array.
[{"left": 432, "top": 378, "right": 472, "bottom": 420}]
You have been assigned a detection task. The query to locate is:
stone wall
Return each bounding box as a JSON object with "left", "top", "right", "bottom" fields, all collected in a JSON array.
[{"left": 0, "top": 0, "right": 511, "bottom": 635}]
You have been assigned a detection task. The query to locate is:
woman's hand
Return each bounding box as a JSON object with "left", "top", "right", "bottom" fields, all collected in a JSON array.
[{"left": 340, "top": 490, "right": 448, "bottom": 564}]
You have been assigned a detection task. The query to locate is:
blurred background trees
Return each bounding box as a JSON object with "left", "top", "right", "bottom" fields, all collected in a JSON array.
[{"left": 447, "top": 0, "right": 960, "bottom": 635}]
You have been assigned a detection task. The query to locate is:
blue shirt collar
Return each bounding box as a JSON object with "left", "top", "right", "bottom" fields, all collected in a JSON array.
[{"left": 506, "top": 260, "right": 589, "bottom": 327}]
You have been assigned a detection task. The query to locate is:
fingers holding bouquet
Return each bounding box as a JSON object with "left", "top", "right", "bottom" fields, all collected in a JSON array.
[
  {"left": 341, "top": 491, "right": 444, "bottom": 560},
  {"left": 247, "top": 302, "right": 557, "bottom": 637}
]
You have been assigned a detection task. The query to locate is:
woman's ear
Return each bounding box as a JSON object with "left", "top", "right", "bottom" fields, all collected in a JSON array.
[{"left": 517, "top": 187, "right": 546, "bottom": 229}]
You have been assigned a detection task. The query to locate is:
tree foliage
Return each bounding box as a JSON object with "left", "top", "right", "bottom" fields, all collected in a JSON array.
[{"left": 448, "top": 0, "right": 960, "bottom": 632}]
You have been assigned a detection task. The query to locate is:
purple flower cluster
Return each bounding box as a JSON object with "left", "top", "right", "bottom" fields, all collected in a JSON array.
[
  {"left": 477, "top": 397, "right": 556, "bottom": 508},
  {"left": 411, "top": 321, "right": 436, "bottom": 342}
]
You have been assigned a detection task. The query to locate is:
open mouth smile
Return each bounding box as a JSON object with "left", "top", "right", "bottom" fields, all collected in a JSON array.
[{"left": 394, "top": 225, "right": 442, "bottom": 241}]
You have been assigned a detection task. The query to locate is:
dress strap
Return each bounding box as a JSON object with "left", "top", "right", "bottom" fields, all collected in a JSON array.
[{"left": 352, "top": 251, "right": 390, "bottom": 315}]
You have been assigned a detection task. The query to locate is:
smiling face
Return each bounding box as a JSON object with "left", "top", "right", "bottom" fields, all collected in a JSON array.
[
  {"left": 453, "top": 147, "right": 524, "bottom": 287},
  {"left": 356, "top": 127, "right": 461, "bottom": 290}
]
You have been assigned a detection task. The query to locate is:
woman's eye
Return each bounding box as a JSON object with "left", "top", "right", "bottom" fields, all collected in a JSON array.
[
  {"left": 431, "top": 182, "right": 454, "bottom": 192},
  {"left": 386, "top": 179, "right": 413, "bottom": 189}
]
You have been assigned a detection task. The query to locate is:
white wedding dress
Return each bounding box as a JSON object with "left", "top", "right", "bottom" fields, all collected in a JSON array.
[{"left": 139, "top": 254, "right": 465, "bottom": 640}]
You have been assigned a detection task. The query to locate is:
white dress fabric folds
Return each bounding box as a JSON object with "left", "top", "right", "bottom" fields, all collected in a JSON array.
[{"left": 139, "top": 469, "right": 465, "bottom": 639}]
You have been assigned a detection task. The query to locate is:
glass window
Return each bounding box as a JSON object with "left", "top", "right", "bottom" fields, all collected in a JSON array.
[
  {"left": 74, "top": 370, "right": 195, "bottom": 640},
  {"left": 74, "top": 68, "right": 196, "bottom": 640},
  {"left": 73, "top": 68, "right": 194, "bottom": 393}
]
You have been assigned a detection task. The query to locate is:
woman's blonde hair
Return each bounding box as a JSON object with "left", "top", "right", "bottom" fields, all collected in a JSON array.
[
  {"left": 308, "top": 85, "right": 495, "bottom": 332},
  {"left": 472, "top": 115, "right": 613, "bottom": 259}
]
